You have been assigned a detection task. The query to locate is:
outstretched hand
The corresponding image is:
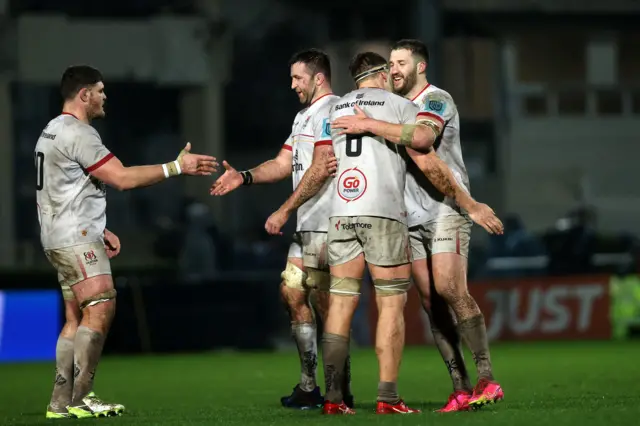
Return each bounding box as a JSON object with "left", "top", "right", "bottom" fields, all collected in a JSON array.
[
  {"left": 178, "top": 142, "right": 219, "bottom": 176},
  {"left": 210, "top": 161, "right": 243, "bottom": 196}
]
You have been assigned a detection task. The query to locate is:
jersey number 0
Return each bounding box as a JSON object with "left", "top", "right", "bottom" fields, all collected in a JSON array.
[{"left": 346, "top": 135, "right": 362, "bottom": 157}]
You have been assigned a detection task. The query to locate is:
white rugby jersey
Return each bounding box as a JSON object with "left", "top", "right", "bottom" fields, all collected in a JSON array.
[
  {"left": 329, "top": 88, "right": 418, "bottom": 223},
  {"left": 283, "top": 93, "right": 338, "bottom": 232},
  {"left": 403, "top": 84, "right": 471, "bottom": 227},
  {"left": 35, "top": 113, "right": 113, "bottom": 250}
]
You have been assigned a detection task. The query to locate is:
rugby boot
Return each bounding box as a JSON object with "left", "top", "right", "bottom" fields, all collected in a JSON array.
[
  {"left": 436, "top": 390, "right": 472, "bottom": 412},
  {"left": 468, "top": 378, "right": 504, "bottom": 408},
  {"left": 45, "top": 406, "right": 72, "bottom": 419},
  {"left": 322, "top": 401, "right": 355, "bottom": 415},
  {"left": 280, "top": 385, "right": 323, "bottom": 410},
  {"left": 83, "top": 392, "right": 125, "bottom": 416},
  {"left": 375, "top": 400, "right": 421, "bottom": 414}
]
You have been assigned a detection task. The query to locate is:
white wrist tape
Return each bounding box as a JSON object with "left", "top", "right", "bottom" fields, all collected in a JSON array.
[{"left": 163, "top": 160, "right": 182, "bottom": 178}]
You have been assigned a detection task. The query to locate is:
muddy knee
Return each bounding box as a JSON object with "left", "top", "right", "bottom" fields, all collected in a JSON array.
[{"left": 77, "top": 289, "right": 117, "bottom": 334}]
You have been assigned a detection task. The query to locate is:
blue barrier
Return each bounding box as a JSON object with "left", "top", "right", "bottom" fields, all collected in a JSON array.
[{"left": 0, "top": 290, "right": 60, "bottom": 362}]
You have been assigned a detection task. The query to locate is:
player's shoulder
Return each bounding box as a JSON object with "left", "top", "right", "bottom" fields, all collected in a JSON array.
[
  {"left": 421, "top": 85, "right": 456, "bottom": 107},
  {"left": 415, "top": 85, "right": 457, "bottom": 120},
  {"left": 387, "top": 90, "right": 417, "bottom": 108},
  {"left": 313, "top": 94, "right": 339, "bottom": 117}
]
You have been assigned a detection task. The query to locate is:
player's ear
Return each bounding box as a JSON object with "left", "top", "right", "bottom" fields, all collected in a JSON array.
[
  {"left": 417, "top": 61, "right": 427, "bottom": 74},
  {"left": 315, "top": 72, "right": 325, "bottom": 86},
  {"left": 78, "top": 87, "right": 89, "bottom": 103}
]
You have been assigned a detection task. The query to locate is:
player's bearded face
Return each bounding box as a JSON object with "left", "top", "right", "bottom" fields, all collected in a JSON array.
[
  {"left": 87, "top": 82, "right": 106, "bottom": 119},
  {"left": 389, "top": 50, "right": 418, "bottom": 96},
  {"left": 290, "top": 62, "right": 316, "bottom": 106}
]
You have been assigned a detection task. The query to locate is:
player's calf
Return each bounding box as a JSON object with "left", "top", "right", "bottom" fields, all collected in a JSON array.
[
  {"left": 47, "top": 299, "right": 80, "bottom": 416},
  {"left": 432, "top": 254, "right": 495, "bottom": 382},
  {"left": 369, "top": 275, "right": 419, "bottom": 414},
  {"left": 323, "top": 276, "right": 360, "bottom": 406},
  {"left": 307, "top": 269, "right": 355, "bottom": 407},
  {"left": 68, "top": 276, "right": 116, "bottom": 408},
  {"left": 279, "top": 261, "right": 323, "bottom": 408}
]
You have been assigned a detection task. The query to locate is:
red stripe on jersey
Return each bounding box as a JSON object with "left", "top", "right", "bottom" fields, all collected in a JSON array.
[
  {"left": 410, "top": 84, "right": 431, "bottom": 102},
  {"left": 86, "top": 153, "right": 114, "bottom": 172},
  {"left": 314, "top": 140, "right": 332, "bottom": 146},
  {"left": 310, "top": 93, "right": 334, "bottom": 106},
  {"left": 61, "top": 112, "right": 79, "bottom": 120},
  {"left": 282, "top": 144, "right": 293, "bottom": 151},
  {"left": 416, "top": 111, "right": 445, "bottom": 127}
]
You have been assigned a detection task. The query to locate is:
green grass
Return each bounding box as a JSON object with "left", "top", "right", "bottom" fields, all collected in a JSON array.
[{"left": 2, "top": 341, "right": 640, "bottom": 425}]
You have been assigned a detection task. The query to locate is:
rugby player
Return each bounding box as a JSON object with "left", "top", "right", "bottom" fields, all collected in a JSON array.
[
  {"left": 37, "top": 65, "right": 217, "bottom": 419},
  {"left": 318, "top": 51, "right": 424, "bottom": 415},
  {"left": 331, "top": 39, "right": 505, "bottom": 411},
  {"left": 210, "top": 49, "right": 353, "bottom": 410}
]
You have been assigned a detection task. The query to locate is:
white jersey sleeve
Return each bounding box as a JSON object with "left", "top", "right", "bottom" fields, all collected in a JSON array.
[
  {"left": 69, "top": 126, "right": 113, "bottom": 172},
  {"left": 404, "top": 86, "right": 471, "bottom": 226},
  {"left": 330, "top": 89, "right": 415, "bottom": 223},
  {"left": 416, "top": 90, "right": 455, "bottom": 128},
  {"left": 35, "top": 115, "right": 112, "bottom": 250},
  {"left": 282, "top": 133, "right": 294, "bottom": 152}
]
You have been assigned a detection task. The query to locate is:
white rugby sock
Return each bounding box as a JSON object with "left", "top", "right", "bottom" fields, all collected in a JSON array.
[{"left": 291, "top": 323, "right": 318, "bottom": 392}]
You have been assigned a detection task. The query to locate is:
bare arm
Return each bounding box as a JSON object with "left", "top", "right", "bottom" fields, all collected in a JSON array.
[
  {"left": 331, "top": 105, "right": 438, "bottom": 152},
  {"left": 90, "top": 157, "right": 166, "bottom": 191},
  {"left": 91, "top": 143, "right": 217, "bottom": 191},
  {"left": 249, "top": 148, "right": 293, "bottom": 184},
  {"left": 362, "top": 119, "right": 437, "bottom": 151},
  {"left": 280, "top": 145, "right": 333, "bottom": 214},
  {"left": 406, "top": 148, "right": 476, "bottom": 211},
  {"left": 211, "top": 148, "right": 292, "bottom": 196}
]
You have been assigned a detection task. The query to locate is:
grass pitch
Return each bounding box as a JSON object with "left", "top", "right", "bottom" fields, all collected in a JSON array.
[{"left": 2, "top": 341, "right": 639, "bottom": 425}]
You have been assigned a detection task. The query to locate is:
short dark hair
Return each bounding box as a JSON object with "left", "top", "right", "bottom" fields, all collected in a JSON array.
[
  {"left": 349, "top": 52, "right": 387, "bottom": 83},
  {"left": 288, "top": 48, "right": 332, "bottom": 83},
  {"left": 60, "top": 65, "right": 103, "bottom": 101},
  {"left": 392, "top": 39, "right": 429, "bottom": 64}
]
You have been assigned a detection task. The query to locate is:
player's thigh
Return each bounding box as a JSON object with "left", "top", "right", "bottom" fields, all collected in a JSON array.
[
  {"left": 281, "top": 234, "right": 306, "bottom": 290},
  {"left": 327, "top": 217, "right": 366, "bottom": 297},
  {"left": 409, "top": 225, "right": 431, "bottom": 298},
  {"left": 328, "top": 217, "right": 364, "bottom": 269},
  {"left": 45, "top": 241, "right": 113, "bottom": 303},
  {"left": 426, "top": 214, "right": 472, "bottom": 259},
  {"left": 301, "top": 231, "right": 330, "bottom": 292},
  {"left": 356, "top": 217, "right": 411, "bottom": 299},
  {"left": 411, "top": 258, "right": 431, "bottom": 301},
  {"left": 359, "top": 217, "right": 411, "bottom": 269},
  {"left": 426, "top": 215, "right": 471, "bottom": 296}
]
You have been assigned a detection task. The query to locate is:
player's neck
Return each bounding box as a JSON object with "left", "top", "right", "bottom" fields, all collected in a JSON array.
[
  {"left": 358, "top": 81, "right": 383, "bottom": 90},
  {"left": 61, "top": 104, "right": 90, "bottom": 124},
  {"left": 406, "top": 78, "right": 430, "bottom": 101},
  {"left": 309, "top": 87, "right": 333, "bottom": 105}
]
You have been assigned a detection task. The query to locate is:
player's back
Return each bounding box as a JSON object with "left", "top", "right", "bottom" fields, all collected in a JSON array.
[
  {"left": 330, "top": 88, "right": 418, "bottom": 223},
  {"left": 35, "top": 114, "right": 111, "bottom": 250}
]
